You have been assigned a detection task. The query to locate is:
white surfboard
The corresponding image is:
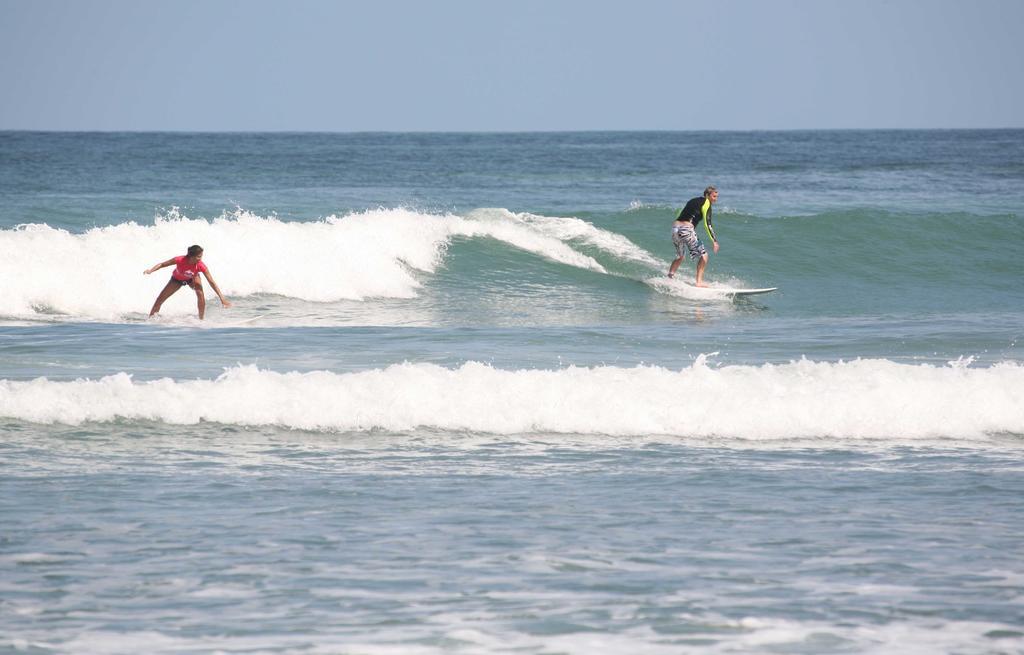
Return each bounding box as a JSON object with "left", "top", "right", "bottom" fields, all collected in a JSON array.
[
  {"left": 711, "top": 286, "right": 778, "bottom": 296},
  {"left": 646, "top": 276, "right": 778, "bottom": 298}
]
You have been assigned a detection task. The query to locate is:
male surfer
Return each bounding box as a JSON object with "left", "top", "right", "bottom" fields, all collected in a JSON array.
[
  {"left": 668, "top": 186, "right": 719, "bottom": 286},
  {"left": 144, "top": 244, "right": 231, "bottom": 319}
]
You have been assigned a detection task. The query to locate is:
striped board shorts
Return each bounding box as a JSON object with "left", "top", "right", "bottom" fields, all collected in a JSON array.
[{"left": 671, "top": 222, "right": 706, "bottom": 260}]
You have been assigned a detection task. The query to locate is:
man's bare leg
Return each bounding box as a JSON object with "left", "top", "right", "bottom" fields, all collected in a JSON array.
[
  {"left": 668, "top": 256, "right": 684, "bottom": 278},
  {"left": 695, "top": 254, "right": 709, "bottom": 287}
]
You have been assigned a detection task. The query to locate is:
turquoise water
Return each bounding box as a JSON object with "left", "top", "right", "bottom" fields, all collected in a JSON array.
[{"left": 1, "top": 131, "right": 1023, "bottom": 653}]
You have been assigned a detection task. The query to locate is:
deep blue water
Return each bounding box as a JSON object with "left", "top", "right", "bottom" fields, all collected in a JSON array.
[{"left": 1, "top": 131, "right": 1023, "bottom": 653}]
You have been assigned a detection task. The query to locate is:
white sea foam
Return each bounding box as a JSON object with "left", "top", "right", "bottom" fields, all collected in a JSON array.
[
  {"left": 645, "top": 275, "right": 767, "bottom": 300},
  {"left": 11, "top": 616, "right": 1022, "bottom": 655},
  {"left": 474, "top": 208, "right": 662, "bottom": 266},
  {"left": 0, "top": 208, "right": 641, "bottom": 321},
  {"left": 2, "top": 358, "right": 1022, "bottom": 441}
]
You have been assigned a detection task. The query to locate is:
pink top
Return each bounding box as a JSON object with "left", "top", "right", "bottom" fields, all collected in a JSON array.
[{"left": 172, "top": 256, "right": 208, "bottom": 281}]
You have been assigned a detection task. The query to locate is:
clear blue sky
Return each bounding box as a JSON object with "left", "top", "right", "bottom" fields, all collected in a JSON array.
[{"left": 1, "top": 0, "right": 1021, "bottom": 131}]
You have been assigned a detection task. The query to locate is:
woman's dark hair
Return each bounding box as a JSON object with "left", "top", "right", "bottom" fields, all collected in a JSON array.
[{"left": 187, "top": 245, "right": 203, "bottom": 257}]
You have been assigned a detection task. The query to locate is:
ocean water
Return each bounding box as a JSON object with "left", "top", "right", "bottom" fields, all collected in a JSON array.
[{"left": 1, "top": 130, "right": 1023, "bottom": 654}]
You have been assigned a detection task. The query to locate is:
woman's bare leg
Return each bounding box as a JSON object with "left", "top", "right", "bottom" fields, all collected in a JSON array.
[
  {"left": 149, "top": 281, "right": 181, "bottom": 316},
  {"left": 193, "top": 283, "right": 206, "bottom": 319}
]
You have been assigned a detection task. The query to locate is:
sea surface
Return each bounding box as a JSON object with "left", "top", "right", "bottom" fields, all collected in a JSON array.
[{"left": 1, "top": 130, "right": 1023, "bottom": 654}]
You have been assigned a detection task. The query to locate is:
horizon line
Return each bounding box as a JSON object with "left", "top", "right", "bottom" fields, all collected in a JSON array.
[{"left": 2, "top": 126, "right": 1022, "bottom": 135}]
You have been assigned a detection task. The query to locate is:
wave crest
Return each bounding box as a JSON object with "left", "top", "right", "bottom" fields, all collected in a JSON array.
[
  {"left": 0, "top": 208, "right": 659, "bottom": 321},
  {"left": 3, "top": 359, "right": 1022, "bottom": 441}
]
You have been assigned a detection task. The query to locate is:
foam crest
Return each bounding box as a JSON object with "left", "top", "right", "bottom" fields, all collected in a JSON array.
[
  {"left": 0, "top": 209, "right": 431, "bottom": 319},
  {"left": 472, "top": 208, "right": 661, "bottom": 266},
  {"left": 3, "top": 359, "right": 1022, "bottom": 441},
  {"left": 0, "top": 208, "right": 619, "bottom": 320}
]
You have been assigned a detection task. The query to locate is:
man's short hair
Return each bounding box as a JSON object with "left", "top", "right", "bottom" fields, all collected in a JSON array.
[{"left": 703, "top": 186, "right": 717, "bottom": 198}]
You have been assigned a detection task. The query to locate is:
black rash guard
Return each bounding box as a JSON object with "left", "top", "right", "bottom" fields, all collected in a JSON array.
[{"left": 675, "top": 196, "right": 717, "bottom": 242}]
